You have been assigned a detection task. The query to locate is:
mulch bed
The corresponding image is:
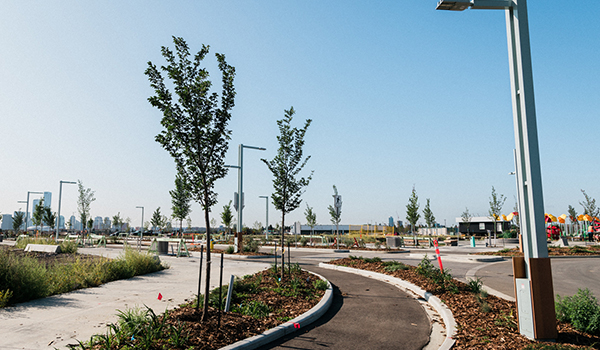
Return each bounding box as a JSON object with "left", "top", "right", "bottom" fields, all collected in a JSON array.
[
  {"left": 475, "top": 246, "right": 600, "bottom": 257},
  {"left": 166, "top": 269, "right": 323, "bottom": 349},
  {"left": 329, "top": 257, "right": 600, "bottom": 349}
]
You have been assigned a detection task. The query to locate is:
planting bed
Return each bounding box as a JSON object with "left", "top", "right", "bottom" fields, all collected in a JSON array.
[
  {"left": 0, "top": 245, "right": 165, "bottom": 307},
  {"left": 329, "top": 257, "right": 600, "bottom": 349},
  {"left": 476, "top": 246, "right": 600, "bottom": 257},
  {"left": 80, "top": 266, "right": 326, "bottom": 349}
]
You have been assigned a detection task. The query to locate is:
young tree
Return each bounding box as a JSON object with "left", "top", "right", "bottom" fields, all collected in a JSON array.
[
  {"left": 12, "top": 211, "right": 25, "bottom": 234},
  {"left": 406, "top": 186, "right": 420, "bottom": 234},
  {"left": 87, "top": 218, "right": 94, "bottom": 232},
  {"left": 77, "top": 180, "right": 96, "bottom": 234},
  {"left": 252, "top": 221, "right": 263, "bottom": 233},
  {"left": 580, "top": 189, "right": 599, "bottom": 218},
  {"left": 327, "top": 185, "right": 342, "bottom": 248},
  {"left": 32, "top": 199, "right": 45, "bottom": 233},
  {"left": 112, "top": 212, "right": 123, "bottom": 232},
  {"left": 423, "top": 198, "right": 435, "bottom": 235},
  {"left": 220, "top": 200, "right": 234, "bottom": 237},
  {"left": 461, "top": 207, "right": 472, "bottom": 235},
  {"left": 568, "top": 204, "right": 578, "bottom": 235},
  {"left": 151, "top": 207, "right": 164, "bottom": 232},
  {"left": 489, "top": 186, "right": 507, "bottom": 241},
  {"left": 146, "top": 36, "right": 236, "bottom": 321},
  {"left": 304, "top": 203, "right": 317, "bottom": 246},
  {"left": 261, "top": 107, "right": 313, "bottom": 280},
  {"left": 43, "top": 207, "right": 57, "bottom": 236},
  {"left": 171, "top": 174, "right": 192, "bottom": 237}
]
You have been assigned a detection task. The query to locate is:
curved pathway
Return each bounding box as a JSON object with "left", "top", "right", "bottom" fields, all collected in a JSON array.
[{"left": 256, "top": 265, "right": 431, "bottom": 350}]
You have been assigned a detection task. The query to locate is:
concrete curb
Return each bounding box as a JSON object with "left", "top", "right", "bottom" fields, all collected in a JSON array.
[
  {"left": 318, "top": 262, "right": 457, "bottom": 350},
  {"left": 219, "top": 271, "right": 333, "bottom": 350}
]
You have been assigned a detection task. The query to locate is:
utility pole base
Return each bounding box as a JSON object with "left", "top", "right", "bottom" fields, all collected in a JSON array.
[{"left": 512, "top": 257, "right": 558, "bottom": 340}]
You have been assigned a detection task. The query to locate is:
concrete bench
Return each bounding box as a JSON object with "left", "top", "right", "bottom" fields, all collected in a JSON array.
[{"left": 25, "top": 244, "right": 61, "bottom": 253}]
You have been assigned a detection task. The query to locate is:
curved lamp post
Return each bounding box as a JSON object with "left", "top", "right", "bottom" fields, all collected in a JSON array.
[
  {"left": 436, "top": 0, "right": 556, "bottom": 340},
  {"left": 56, "top": 181, "right": 76, "bottom": 241}
]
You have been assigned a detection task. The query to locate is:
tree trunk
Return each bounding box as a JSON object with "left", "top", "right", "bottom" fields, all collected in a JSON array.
[
  {"left": 281, "top": 211, "right": 285, "bottom": 281},
  {"left": 201, "top": 204, "right": 212, "bottom": 322}
]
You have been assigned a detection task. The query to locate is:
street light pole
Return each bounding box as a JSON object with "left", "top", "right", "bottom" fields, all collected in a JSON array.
[
  {"left": 436, "top": 0, "right": 556, "bottom": 340},
  {"left": 136, "top": 206, "right": 144, "bottom": 251},
  {"left": 25, "top": 191, "right": 44, "bottom": 233},
  {"left": 236, "top": 144, "right": 266, "bottom": 235},
  {"left": 259, "top": 196, "right": 269, "bottom": 240},
  {"left": 56, "top": 181, "right": 77, "bottom": 241}
]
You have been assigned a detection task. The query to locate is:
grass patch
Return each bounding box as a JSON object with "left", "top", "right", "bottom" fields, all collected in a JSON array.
[{"left": 0, "top": 248, "right": 166, "bottom": 307}]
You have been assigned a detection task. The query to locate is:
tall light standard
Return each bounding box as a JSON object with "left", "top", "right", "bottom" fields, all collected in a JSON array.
[
  {"left": 259, "top": 195, "right": 269, "bottom": 239},
  {"left": 56, "top": 181, "right": 76, "bottom": 241},
  {"left": 136, "top": 206, "right": 144, "bottom": 251},
  {"left": 225, "top": 144, "right": 266, "bottom": 232},
  {"left": 436, "top": 0, "right": 556, "bottom": 340},
  {"left": 225, "top": 144, "right": 266, "bottom": 252},
  {"left": 25, "top": 191, "right": 44, "bottom": 232}
]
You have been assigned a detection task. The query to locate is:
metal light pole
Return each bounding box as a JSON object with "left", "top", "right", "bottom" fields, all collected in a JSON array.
[
  {"left": 236, "top": 144, "right": 266, "bottom": 234},
  {"left": 259, "top": 195, "right": 269, "bottom": 239},
  {"left": 56, "top": 181, "right": 76, "bottom": 241},
  {"left": 136, "top": 206, "right": 144, "bottom": 251},
  {"left": 436, "top": 0, "right": 556, "bottom": 340},
  {"left": 25, "top": 191, "right": 44, "bottom": 232},
  {"left": 225, "top": 144, "right": 266, "bottom": 252}
]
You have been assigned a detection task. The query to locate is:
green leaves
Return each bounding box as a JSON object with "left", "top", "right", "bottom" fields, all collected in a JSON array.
[
  {"left": 146, "top": 36, "right": 236, "bottom": 212},
  {"left": 262, "top": 107, "right": 313, "bottom": 217},
  {"left": 406, "top": 185, "right": 420, "bottom": 231}
]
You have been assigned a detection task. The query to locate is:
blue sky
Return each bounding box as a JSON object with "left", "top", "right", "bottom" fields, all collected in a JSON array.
[{"left": 1, "top": 1, "right": 599, "bottom": 230}]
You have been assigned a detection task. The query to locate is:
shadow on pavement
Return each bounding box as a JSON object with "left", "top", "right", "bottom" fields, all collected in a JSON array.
[{"left": 255, "top": 283, "right": 344, "bottom": 349}]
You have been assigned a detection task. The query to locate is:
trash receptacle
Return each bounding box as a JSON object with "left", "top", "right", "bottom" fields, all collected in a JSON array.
[{"left": 158, "top": 241, "right": 169, "bottom": 254}]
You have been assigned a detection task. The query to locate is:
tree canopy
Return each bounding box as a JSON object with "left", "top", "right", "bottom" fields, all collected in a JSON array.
[
  {"left": 406, "top": 186, "right": 420, "bottom": 232},
  {"left": 262, "top": 106, "right": 312, "bottom": 280},
  {"left": 145, "top": 36, "right": 236, "bottom": 321}
]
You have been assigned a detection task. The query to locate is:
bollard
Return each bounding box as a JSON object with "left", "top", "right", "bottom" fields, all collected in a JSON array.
[{"left": 470, "top": 236, "right": 476, "bottom": 247}]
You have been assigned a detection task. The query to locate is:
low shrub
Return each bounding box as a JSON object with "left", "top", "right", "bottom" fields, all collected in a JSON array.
[
  {"left": 383, "top": 261, "right": 409, "bottom": 272},
  {"left": 313, "top": 279, "right": 328, "bottom": 291},
  {"left": 226, "top": 245, "right": 235, "bottom": 254},
  {"left": 556, "top": 288, "right": 600, "bottom": 335}
]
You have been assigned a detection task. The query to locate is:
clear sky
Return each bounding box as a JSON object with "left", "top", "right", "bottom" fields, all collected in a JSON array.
[{"left": 1, "top": 1, "right": 599, "bottom": 230}]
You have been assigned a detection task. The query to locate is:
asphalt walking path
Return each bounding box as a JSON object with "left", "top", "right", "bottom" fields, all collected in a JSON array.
[{"left": 256, "top": 265, "right": 431, "bottom": 350}]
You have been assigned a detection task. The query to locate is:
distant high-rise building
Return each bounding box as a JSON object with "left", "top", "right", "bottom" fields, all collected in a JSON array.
[
  {"left": 43, "top": 192, "right": 52, "bottom": 211},
  {"left": 59, "top": 215, "right": 65, "bottom": 229},
  {"left": 93, "top": 216, "right": 103, "bottom": 230},
  {"left": 389, "top": 216, "right": 394, "bottom": 227},
  {"left": 1, "top": 214, "right": 13, "bottom": 230}
]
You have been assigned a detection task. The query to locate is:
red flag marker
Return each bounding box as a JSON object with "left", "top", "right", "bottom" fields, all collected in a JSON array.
[{"left": 158, "top": 293, "right": 163, "bottom": 301}]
